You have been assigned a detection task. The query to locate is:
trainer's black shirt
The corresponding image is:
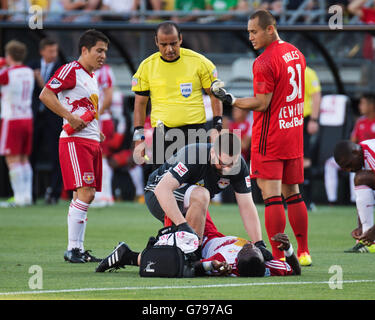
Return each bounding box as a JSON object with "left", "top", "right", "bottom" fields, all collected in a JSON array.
[{"left": 145, "top": 143, "right": 251, "bottom": 198}]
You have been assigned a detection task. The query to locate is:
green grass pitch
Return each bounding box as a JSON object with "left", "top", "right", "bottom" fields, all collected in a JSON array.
[{"left": 0, "top": 200, "right": 374, "bottom": 300}]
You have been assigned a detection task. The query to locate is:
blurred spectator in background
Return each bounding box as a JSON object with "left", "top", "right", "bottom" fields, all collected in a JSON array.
[
  {"left": 302, "top": 66, "right": 321, "bottom": 211},
  {"left": 1, "top": 0, "right": 31, "bottom": 21},
  {"left": 172, "top": 0, "right": 205, "bottom": 23},
  {"left": 29, "top": 38, "right": 63, "bottom": 204},
  {"left": 100, "top": 0, "right": 139, "bottom": 21},
  {"left": 205, "top": 0, "right": 249, "bottom": 22},
  {"left": 348, "top": 0, "right": 375, "bottom": 60},
  {"left": 62, "top": 0, "right": 101, "bottom": 22},
  {"left": 0, "top": 40, "right": 34, "bottom": 207}
]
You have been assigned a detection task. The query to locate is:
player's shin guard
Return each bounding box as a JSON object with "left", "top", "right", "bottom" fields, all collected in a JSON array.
[
  {"left": 286, "top": 193, "right": 309, "bottom": 256},
  {"left": 264, "top": 196, "right": 286, "bottom": 259}
]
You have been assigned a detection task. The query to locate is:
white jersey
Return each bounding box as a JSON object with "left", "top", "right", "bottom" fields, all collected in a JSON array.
[
  {"left": 0, "top": 65, "right": 34, "bottom": 120},
  {"left": 95, "top": 64, "right": 115, "bottom": 121},
  {"left": 202, "top": 235, "right": 247, "bottom": 266},
  {"left": 46, "top": 61, "right": 100, "bottom": 142},
  {"left": 360, "top": 139, "right": 375, "bottom": 171}
]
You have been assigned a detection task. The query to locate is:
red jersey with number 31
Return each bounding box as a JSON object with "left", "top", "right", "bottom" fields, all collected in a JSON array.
[{"left": 252, "top": 40, "right": 306, "bottom": 160}]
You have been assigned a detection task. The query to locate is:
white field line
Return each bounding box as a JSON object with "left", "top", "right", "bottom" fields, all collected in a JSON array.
[{"left": 1, "top": 279, "right": 375, "bottom": 296}]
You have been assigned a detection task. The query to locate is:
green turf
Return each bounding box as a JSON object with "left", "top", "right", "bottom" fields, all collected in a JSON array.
[{"left": 0, "top": 200, "right": 374, "bottom": 300}]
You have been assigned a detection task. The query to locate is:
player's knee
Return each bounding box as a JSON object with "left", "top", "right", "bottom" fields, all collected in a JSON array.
[
  {"left": 354, "top": 170, "right": 375, "bottom": 189},
  {"left": 190, "top": 187, "right": 210, "bottom": 208},
  {"left": 77, "top": 187, "right": 96, "bottom": 204}
]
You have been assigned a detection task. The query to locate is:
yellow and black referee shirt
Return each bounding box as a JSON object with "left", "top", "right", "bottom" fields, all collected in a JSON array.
[{"left": 131, "top": 48, "right": 218, "bottom": 128}]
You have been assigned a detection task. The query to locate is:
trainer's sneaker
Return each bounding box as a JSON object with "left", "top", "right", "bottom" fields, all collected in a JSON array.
[
  {"left": 298, "top": 252, "right": 312, "bottom": 266},
  {"left": 95, "top": 242, "right": 131, "bottom": 272},
  {"left": 344, "top": 241, "right": 375, "bottom": 253},
  {"left": 82, "top": 250, "right": 102, "bottom": 262},
  {"left": 64, "top": 248, "right": 86, "bottom": 263}
]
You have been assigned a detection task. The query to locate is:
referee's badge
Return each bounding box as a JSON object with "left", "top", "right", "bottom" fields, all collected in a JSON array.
[{"left": 180, "top": 83, "right": 192, "bottom": 98}]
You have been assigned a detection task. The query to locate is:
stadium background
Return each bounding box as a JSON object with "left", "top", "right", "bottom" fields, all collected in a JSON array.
[{"left": 0, "top": 0, "right": 374, "bottom": 205}]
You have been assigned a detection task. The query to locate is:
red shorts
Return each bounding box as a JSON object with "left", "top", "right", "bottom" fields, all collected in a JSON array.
[
  {"left": 100, "top": 118, "right": 115, "bottom": 156},
  {"left": 59, "top": 137, "right": 102, "bottom": 191},
  {"left": 0, "top": 118, "right": 33, "bottom": 156},
  {"left": 250, "top": 152, "right": 304, "bottom": 185}
]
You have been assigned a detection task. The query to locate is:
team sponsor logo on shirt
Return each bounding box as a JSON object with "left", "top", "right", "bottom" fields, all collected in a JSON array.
[
  {"left": 180, "top": 83, "right": 192, "bottom": 98},
  {"left": 217, "top": 178, "right": 230, "bottom": 189},
  {"left": 245, "top": 175, "right": 251, "bottom": 188},
  {"left": 83, "top": 172, "right": 95, "bottom": 184},
  {"left": 49, "top": 78, "right": 62, "bottom": 89},
  {"left": 173, "top": 162, "right": 188, "bottom": 177}
]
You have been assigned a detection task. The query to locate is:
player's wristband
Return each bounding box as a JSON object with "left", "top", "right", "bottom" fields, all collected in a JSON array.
[
  {"left": 213, "top": 116, "right": 223, "bottom": 132},
  {"left": 284, "top": 244, "right": 294, "bottom": 257},
  {"left": 133, "top": 127, "right": 145, "bottom": 141},
  {"left": 310, "top": 118, "right": 318, "bottom": 122}
]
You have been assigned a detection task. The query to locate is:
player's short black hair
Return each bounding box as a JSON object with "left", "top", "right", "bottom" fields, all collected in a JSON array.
[
  {"left": 213, "top": 132, "right": 241, "bottom": 157},
  {"left": 237, "top": 246, "right": 266, "bottom": 277},
  {"left": 361, "top": 93, "right": 375, "bottom": 106},
  {"left": 78, "top": 29, "right": 109, "bottom": 55},
  {"left": 249, "top": 9, "right": 277, "bottom": 30},
  {"left": 155, "top": 21, "right": 181, "bottom": 39},
  {"left": 333, "top": 140, "right": 355, "bottom": 164}
]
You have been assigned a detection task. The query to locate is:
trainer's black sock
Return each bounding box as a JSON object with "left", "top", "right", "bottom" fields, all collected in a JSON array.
[{"left": 125, "top": 250, "right": 140, "bottom": 266}]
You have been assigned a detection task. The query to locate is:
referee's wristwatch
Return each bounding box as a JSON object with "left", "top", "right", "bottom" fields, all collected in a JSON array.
[{"left": 133, "top": 126, "right": 145, "bottom": 141}]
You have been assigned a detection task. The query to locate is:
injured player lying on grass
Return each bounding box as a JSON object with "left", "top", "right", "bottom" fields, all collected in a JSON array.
[{"left": 95, "top": 213, "right": 301, "bottom": 277}]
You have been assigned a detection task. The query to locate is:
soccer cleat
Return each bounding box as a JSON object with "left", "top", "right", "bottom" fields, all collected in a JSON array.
[
  {"left": 95, "top": 242, "right": 131, "bottom": 272},
  {"left": 64, "top": 248, "right": 86, "bottom": 263},
  {"left": 82, "top": 250, "right": 102, "bottom": 262},
  {"left": 298, "top": 252, "right": 312, "bottom": 266},
  {"left": 344, "top": 241, "right": 375, "bottom": 253}
]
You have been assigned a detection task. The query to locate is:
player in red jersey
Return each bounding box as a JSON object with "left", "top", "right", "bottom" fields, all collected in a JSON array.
[
  {"left": 0, "top": 40, "right": 34, "bottom": 207},
  {"left": 96, "top": 211, "right": 300, "bottom": 276},
  {"left": 39, "top": 30, "right": 109, "bottom": 263},
  {"left": 210, "top": 10, "right": 311, "bottom": 264},
  {"left": 334, "top": 139, "right": 375, "bottom": 251}
]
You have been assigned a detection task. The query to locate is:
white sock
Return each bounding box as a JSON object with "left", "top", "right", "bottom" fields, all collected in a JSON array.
[
  {"left": 129, "top": 165, "right": 144, "bottom": 197},
  {"left": 354, "top": 186, "right": 374, "bottom": 234},
  {"left": 8, "top": 163, "right": 24, "bottom": 204},
  {"left": 67, "top": 199, "right": 89, "bottom": 251},
  {"left": 349, "top": 172, "right": 356, "bottom": 203},
  {"left": 22, "top": 162, "right": 33, "bottom": 204},
  {"left": 324, "top": 157, "right": 339, "bottom": 202}
]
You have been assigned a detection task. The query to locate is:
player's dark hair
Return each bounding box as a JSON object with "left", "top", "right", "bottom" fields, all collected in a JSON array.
[
  {"left": 361, "top": 93, "right": 375, "bottom": 106},
  {"left": 237, "top": 252, "right": 266, "bottom": 277},
  {"left": 5, "top": 40, "right": 27, "bottom": 62},
  {"left": 78, "top": 29, "right": 109, "bottom": 54},
  {"left": 249, "top": 9, "right": 277, "bottom": 30},
  {"left": 39, "top": 38, "right": 58, "bottom": 50},
  {"left": 333, "top": 140, "right": 355, "bottom": 165},
  {"left": 213, "top": 132, "right": 241, "bottom": 157},
  {"left": 155, "top": 21, "right": 181, "bottom": 39}
]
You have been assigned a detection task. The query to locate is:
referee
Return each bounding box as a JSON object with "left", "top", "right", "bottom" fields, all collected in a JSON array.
[{"left": 132, "top": 21, "right": 223, "bottom": 170}]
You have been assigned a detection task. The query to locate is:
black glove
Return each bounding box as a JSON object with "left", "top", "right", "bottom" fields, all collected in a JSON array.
[
  {"left": 176, "top": 222, "right": 200, "bottom": 239},
  {"left": 255, "top": 240, "right": 274, "bottom": 261},
  {"left": 210, "top": 80, "right": 236, "bottom": 106}
]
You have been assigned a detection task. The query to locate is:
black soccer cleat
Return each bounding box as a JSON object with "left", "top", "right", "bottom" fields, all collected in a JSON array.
[
  {"left": 82, "top": 250, "right": 102, "bottom": 262},
  {"left": 64, "top": 248, "right": 86, "bottom": 263},
  {"left": 95, "top": 242, "right": 131, "bottom": 272}
]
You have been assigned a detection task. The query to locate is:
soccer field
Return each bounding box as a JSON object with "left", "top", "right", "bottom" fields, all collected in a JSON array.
[{"left": 0, "top": 201, "right": 374, "bottom": 301}]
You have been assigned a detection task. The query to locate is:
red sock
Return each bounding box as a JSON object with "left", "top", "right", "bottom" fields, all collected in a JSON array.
[
  {"left": 264, "top": 196, "right": 286, "bottom": 259},
  {"left": 286, "top": 193, "right": 309, "bottom": 256}
]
